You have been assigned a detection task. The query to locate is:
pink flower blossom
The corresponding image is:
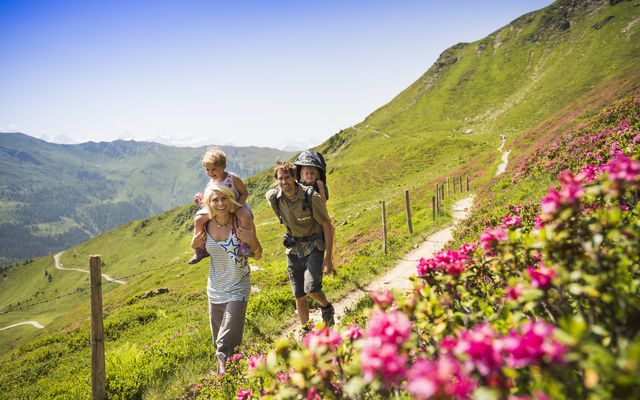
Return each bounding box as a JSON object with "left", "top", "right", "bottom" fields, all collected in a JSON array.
[
  {"left": 503, "top": 321, "right": 567, "bottom": 368},
  {"left": 306, "top": 387, "right": 321, "bottom": 400},
  {"left": 361, "top": 311, "right": 413, "bottom": 386},
  {"left": 503, "top": 215, "right": 522, "bottom": 228},
  {"left": 406, "top": 356, "right": 475, "bottom": 400},
  {"left": 604, "top": 154, "right": 640, "bottom": 182},
  {"left": 527, "top": 263, "right": 556, "bottom": 289},
  {"left": 342, "top": 323, "right": 363, "bottom": 341},
  {"left": 237, "top": 388, "right": 253, "bottom": 400},
  {"left": 366, "top": 311, "right": 412, "bottom": 347},
  {"left": 506, "top": 284, "right": 523, "bottom": 300},
  {"left": 303, "top": 327, "right": 342, "bottom": 351},
  {"left": 459, "top": 242, "right": 477, "bottom": 256},
  {"left": 276, "top": 372, "right": 289, "bottom": 382},
  {"left": 534, "top": 215, "right": 544, "bottom": 229},
  {"left": 247, "top": 355, "right": 266, "bottom": 371},
  {"left": 442, "top": 323, "right": 503, "bottom": 377},
  {"left": 360, "top": 342, "right": 408, "bottom": 385},
  {"left": 370, "top": 290, "right": 394, "bottom": 308},
  {"left": 480, "top": 226, "right": 507, "bottom": 255}
]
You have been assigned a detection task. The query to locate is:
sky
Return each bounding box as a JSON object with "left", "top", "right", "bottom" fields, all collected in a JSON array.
[{"left": 0, "top": 0, "right": 554, "bottom": 150}]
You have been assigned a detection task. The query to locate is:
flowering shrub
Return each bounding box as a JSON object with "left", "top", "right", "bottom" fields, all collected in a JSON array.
[{"left": 196, "top": 98, "right": 640, "bottom": 399}]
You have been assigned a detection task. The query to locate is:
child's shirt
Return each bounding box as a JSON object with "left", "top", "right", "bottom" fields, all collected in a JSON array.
[{"left": 206, "top": 172, "right": 241, "bottom": 201}]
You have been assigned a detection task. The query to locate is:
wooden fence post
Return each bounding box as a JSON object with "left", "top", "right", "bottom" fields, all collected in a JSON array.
[
  {"left": 432, "top": 196, "right": 436, "bottom": 220},
  {"left": 466, "top": 176, "right": 470, "bottom": 191},
  {"left": 90, "top": 255, "right": 106, "bottom": 400},
  {"left": 381, "top": 201, "right": 387, "bottom": 255},
  {"left": 446, "top": 178, "right": 450, "bottom": 198},
  {"left": 404, "top": 190, "right": 413, "bottom": 234},
  {"left": 435, "top": 184, "right": 440, "bottom": 214},
  {"left": 460, "top": 176, "right": 463, "bottom": 192},
  {"left": 453, "top": 176, "right": 456, "bottom": 194}
]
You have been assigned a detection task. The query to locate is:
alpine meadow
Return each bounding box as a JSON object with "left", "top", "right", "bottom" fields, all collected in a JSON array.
[{"left": 1, "top": 1, "right": 640, "bottom": 399}]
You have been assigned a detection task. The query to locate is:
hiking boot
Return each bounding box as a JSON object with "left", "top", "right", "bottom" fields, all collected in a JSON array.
[
  {"left": 188, "top": 245, "right": 209, "bottom": 265},
  {"left": 320, "top": 302, "right": 335, "bottom": 326}
]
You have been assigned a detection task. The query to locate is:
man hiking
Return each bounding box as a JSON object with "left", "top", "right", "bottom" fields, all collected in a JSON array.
[{"left": 266, "top": 160, "right": 335, "bottom": 329}]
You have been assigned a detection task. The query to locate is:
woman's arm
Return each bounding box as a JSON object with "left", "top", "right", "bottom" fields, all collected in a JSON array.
[{"left": 236, "top": 216, "right": 262, "bottom": 260}]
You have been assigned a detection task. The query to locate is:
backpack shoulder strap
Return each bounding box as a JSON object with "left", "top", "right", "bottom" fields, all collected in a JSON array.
[
  {"left": 267, "top": 187, "right": 284, "bottom": 224},
  {"left": 303, "top": 185, "right": 315, "bottom": 213}
]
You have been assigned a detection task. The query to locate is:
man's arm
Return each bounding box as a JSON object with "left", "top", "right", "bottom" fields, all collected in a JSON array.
[{"left": 321, "top": 219, "right": 334, "bottom": 274}]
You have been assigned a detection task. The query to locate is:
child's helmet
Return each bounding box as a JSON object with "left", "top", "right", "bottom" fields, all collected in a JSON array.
[{"left": 294, "top": 150, "right": 327, "bottom": 183}]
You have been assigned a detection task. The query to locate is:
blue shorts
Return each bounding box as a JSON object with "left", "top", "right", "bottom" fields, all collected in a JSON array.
[{"left": 286, "top": 248, "right": 324, "bottom": 298}]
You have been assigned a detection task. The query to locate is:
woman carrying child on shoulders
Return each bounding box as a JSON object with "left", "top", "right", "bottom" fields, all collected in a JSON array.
[{"left": 190, "top": 182, "right": 262, "bottom": 373}]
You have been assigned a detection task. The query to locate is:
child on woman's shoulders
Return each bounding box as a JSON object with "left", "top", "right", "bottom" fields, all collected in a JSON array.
[{"left": 189, "top": 149, "right": 253, "bottom": 264}]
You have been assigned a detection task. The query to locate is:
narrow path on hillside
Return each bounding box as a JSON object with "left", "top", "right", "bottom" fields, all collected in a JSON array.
[
  {"left": 280, "top": 195, "right": 474, "bottom": 338},
  {"left": 0, "top": 321, "right": 45, "bottom": 332},
  {"left": 54, "top": 251, "right": 127, "bottom": 284},
  {"left": 496, "top": 135, "right": 510, "bottom": 176}
]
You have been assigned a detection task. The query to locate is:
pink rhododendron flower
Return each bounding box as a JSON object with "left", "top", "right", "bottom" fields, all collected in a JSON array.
[
  {"left": 579, "top": 164, "right": 600, "bottom": 182},
  {"left": 303, "top": 327, "right": 342, "bottom": 351},
  {"left": 442, "top": 323, "right": 503, "bottom": 377},
  {"left": 306, "top": 387, "right": 321, "bottom": 400},
  {"left": 506, "top": 284, "right": 523, "bottom": 300},
  {"left": 503, "top": 215, "right": 522, "bottom": 228},
  {"left": 527, "top": 263, "right": 556, "bottom": 289},
  {"left": 276, "top": 372, "right": 289, "bottom": 382},
  {"left": 503, "top": 321, "right": 567, "bottom": 368},
  {"left": 237, "top": 388, "right": 253, "bottom": 400},
  {"left": 366, "top": 311, "right": 412, "bottom": 346},
  {"left": 370, "top": 290, "right": 394, "bottom": 308},
  {"left": 342, "top": 323, "right": 363, "bottom": 341},
  {"left": 459, "top": 242, "right": 477, "bottom": 256},
  {"left": 534, "top": 215, "right": 544, "bottom": 229},
  {"left": 247, "top": 355, "right": 266, "bottom": 371},
  {"left": 406, "top": 356, "right": 475, "bottom": 400},
  {"left": 480, "top": 226, "right": 507, "bottom": 255},
  {"left": 228, "top": 353, "right": 244, "bottom": 362},
  {"left": 604, "top": 154, "right": 640, "bottom": 182},
  {"left": 418, "top": 249, "right": 470, "bottom": 276},
  {"left": 360, "top": 342, "right": 408, "bottom": 385}
]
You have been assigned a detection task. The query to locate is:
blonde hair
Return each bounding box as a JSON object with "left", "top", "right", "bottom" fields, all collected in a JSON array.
[
  {"left": 202, "top": 149, "right": 227, "bottom": 168},
  {"left": 273, "top": 161, "right": 296, "bottom": 179},
  {"left": 203, "top": 182, "right": 241, "bottom": 219}
]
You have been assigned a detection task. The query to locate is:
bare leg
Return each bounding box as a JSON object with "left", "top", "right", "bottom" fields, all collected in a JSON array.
[
  {"left": 295, "top": 296, "right": 310, "bottom": 325},
  {"left": 307, "top": 291, "right": 329, "bottom": 308}
]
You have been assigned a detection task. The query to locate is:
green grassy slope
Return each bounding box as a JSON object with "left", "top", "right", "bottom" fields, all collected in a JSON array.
[{"left": 1, "top": 0, "right": 639, "bottom": 398}]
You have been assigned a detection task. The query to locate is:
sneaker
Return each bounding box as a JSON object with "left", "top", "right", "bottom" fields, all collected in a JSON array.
[
  {"left": 320, "top": 302, "right": 335, "bottom": 326},
  {"left": 188, "top": 245, "right": 209, "bottom": 265},
  {"left": 237, "top": 241, "right": 253, "bottom": 257}
]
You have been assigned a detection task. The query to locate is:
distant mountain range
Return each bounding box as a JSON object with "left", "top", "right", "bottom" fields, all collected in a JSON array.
[{"left": 0, "top": 133, "right": 295, "bottom": 264}]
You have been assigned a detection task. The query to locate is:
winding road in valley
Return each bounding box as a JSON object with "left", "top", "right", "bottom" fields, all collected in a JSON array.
[
  {"left": 0, "top": 251, "right": 128, "bottom": 332},
  {"left": 54, "top": 251, "right": 128, "bottom": 285}
]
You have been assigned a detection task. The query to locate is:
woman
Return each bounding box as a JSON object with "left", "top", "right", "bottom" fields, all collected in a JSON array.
[{"left": 190, "top": 182, "right": 262, "bottom": 373}]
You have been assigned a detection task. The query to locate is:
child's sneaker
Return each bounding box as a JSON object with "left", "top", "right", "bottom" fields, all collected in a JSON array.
[
  {"left": 320, "top": 303, "right": 335, "bottom": 326},
  {"left": 188, "top": 245, "right": 209, "bottom": 264},
  {"left": 237, "top": 241, "right": 253, "bottom": 257}
]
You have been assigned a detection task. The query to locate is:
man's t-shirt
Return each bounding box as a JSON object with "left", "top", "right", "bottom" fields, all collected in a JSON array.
[{"left": 266, "top": 182, "right": 330, "bottom": 256}]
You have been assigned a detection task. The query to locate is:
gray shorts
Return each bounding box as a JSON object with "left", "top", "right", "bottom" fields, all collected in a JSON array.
[{"left": 287, "top": 248, "right": 324, "bottom": 298}]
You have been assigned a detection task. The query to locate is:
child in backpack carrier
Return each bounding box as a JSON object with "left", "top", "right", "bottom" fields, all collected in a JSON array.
[
  {"left": 294, "top": 150, "right": 328, "bottom": 203},
  {"left": 189, "top": 149, "right": 254, "bottom": 264}
]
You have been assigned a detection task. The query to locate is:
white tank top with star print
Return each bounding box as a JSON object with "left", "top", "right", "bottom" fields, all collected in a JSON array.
[{"left": 205, "top": 229, "right": 250, "bottom": 304}]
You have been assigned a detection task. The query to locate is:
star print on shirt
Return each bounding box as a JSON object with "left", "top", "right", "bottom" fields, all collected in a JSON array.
[{"left": 218, "top": 235, "right": 246, "bottom": 265}]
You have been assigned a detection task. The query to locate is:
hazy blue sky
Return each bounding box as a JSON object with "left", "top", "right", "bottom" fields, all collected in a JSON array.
[{"left": 0, "top": 0, "right": 553, "bottom": 149}]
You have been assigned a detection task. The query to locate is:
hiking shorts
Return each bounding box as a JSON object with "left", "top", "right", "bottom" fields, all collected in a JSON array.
[{"left": 286, "top": 248, "right": 324, "bottom": 298}]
